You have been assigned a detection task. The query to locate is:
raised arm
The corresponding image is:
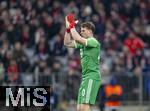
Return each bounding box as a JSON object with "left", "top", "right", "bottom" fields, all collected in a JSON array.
[
  {"left": 64, "top": 16, "right": 75, "bottom": 48},
  {"left": 70, "top": 28, "right": 87, "bottom": 46},
  {"left": 64, "top": 14, "right": 87, "bottom": 47},
  {"left": 64, "top": 32, "right": 75, "bottom": 48},
  {"left": 65, "top": 14, "right": 87, "bottom": 46}
]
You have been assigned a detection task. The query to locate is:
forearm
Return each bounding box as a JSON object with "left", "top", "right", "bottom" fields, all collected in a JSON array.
[
  {"left": 64, "top": 32, "right": 71, "bottom": 45},
  {"left": 70, "top": 28, "right": 87, "bottom": 46},
  {"left": 70, "top": 28, "right": 81, "bottom": 41},
  {"left": 64, "top": 32, "right": 75, "bottom": 48}
]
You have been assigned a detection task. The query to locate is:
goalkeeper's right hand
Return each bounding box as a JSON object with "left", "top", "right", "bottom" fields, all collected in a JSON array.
[{"left": 65, "top": 16, "right": 70, "bottom": 29}]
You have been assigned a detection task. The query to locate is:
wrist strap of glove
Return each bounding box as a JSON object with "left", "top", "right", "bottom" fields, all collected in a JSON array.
[
  {"left": 66, "top": 22, "right": 75, "bottom": 33},
  {"left": 66, "top": 28, "right": 70, "bottom": 33}
]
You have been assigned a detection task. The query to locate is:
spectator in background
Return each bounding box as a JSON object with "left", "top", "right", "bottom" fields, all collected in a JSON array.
[
  {"left": 104, "top": 77, "right": 123, "bottom": 111},
  {"left": 98, "top": 84, "right": 106, "bottom": 111},
  {"left": 122, "top": 45, "right": 134, "bottom": 70},
  {"left": 0, "top": 62, "right": 4, "bottom": 85},
  {"left": 123, "top": 31, "right": 145, "bottom": 56},
  {"left": 49, "top": 86, "right": 58, "bottom": 111},
  {"left": 13, "top": 42, "right": 26, "bottom": 62},
  {"left": 65, "top": 65, "right": 80, "bottom": 102},
  {"left": 35, "top": 37, "right": 50, "bottom": 56},
  {"left": 52, "top": 34, "right": 67, "bottom": 57},
  {"left": 51, "top": 59, "right": 62, "bottom": 83},
  {"left": 0, "top": 39, "right": 10, "bottom": 57},
  {"left": 7, "top": 59, "right": 19, "bottom": 84},
  {"left": 0, "top": 39, "right": 10, "bottom": 69},
  {"left": 21, "top": 25, "right": 31, "bottom": 48},
  {"left": 12, "top": 41, "right": 31, "bottom": 72},
  {"left": 2, "top": 50, "right": 13, "bottom": 69},
  {"left": 130, "top": 66, "right": 141, "bottom": 101}
]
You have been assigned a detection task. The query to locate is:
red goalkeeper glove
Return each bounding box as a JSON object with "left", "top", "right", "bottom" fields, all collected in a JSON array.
[
  {"left": 66, "top": 13, "right": 78, "bottom": 33},
  {"left": 67, "top": 13, "right": 75, "bottom": 24}
]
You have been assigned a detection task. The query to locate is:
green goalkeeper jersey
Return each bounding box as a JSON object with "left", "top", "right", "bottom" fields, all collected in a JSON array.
[{"left": 75, "top": 37, "right": 101, "bottom": 81}]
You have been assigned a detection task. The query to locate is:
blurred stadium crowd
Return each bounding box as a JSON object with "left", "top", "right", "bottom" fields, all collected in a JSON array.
[{"left": 0, "top": 0, "right": 149, "bottom": 110}]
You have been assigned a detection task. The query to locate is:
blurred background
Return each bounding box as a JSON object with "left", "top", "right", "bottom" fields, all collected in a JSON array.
[{"left": 0, "top": 0, "right": 149, "bottom": 111}]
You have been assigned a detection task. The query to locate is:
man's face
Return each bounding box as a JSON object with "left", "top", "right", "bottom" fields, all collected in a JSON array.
[
  {"left": 80, "top": 27, "right": 91, "bottom": 38},
  {"left": 129, "top": 32, "right": 135, "bottom": 39}
]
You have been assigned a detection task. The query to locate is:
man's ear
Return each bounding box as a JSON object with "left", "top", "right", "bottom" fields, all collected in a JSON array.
[{"left": 88, "top": 29, "right": 93, "bottom": 34}]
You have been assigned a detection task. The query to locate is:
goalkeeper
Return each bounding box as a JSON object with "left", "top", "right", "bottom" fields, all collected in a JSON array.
[{"left": 64, "top": 14, "right": 101, "bottom": 111}]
